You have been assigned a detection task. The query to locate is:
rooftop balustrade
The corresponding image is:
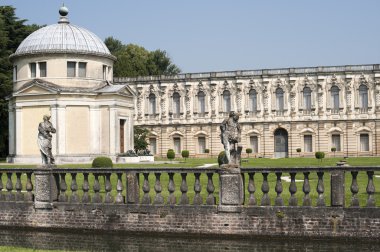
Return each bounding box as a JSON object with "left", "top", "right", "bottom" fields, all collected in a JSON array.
[{"left": 0, "top": 166, "right": 379, "bottom": 208}]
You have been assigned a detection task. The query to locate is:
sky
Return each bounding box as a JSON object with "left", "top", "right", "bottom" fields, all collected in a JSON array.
[{"left": 1, "top": 0, "right": 380, "bottom": 73}]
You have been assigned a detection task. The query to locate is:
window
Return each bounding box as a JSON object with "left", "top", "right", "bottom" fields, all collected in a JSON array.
[
  {"left": 249, "top": 89, "right": 257, "bottom": 112},
  {"left": 30, "top": 63, "right": 36, "bottom": 78},
  {"left": 223, "top": 90, "right": 231, "bottom": 112},
  {"left": 103, "top": 65, "right": 107, "bottom": 80},
  {"left": 78, "top": 62, "right": 87, "bottom": 78},
  {"left": 198, "top": 137, "right": 206, "bottom": 153},
  {"left": 149, "top": 93, "right": 156, "bottom": 114},
  {"left": 360, "top": 134, "right": 369, "bottom": 151},
  {"left": 275, "top": 88, "right": 284, "bottom": 111},
  {"left": 359, "top": 84, "right": 368, "bottom": 109},
  {"left": 198, "top": 91, "right": 206, "bottom": 114},
  {"left": 13, "top": 65, "right": 17, "bottom": 81},
  {"left": 304, "top": 135, "right": 312, "bottom": 152},
  {"left": 173, "top": 92, "right": 181, "bottom": 116},
  {"left": 39, "top": 62, "right": 47, "bottom": 77},
  {"left": 173, "top": 137, "right": 181, "bottom": 154},
  {"left": 331, "top": 85, "right": 340, "bottom": 110},
  {"left": 303, "top": 87, "right": 312, "bottom": 111},
  {"left": 250, "top": 136, "right": 258, "bottom": 153},
  {"left": 332, "top": 134, "right": 341, "bottom": 151},
  {"left": 67, "top": 61, "right": 76, "bottom": 77},
  {"left": 149, "top": 138, "right": 157, "bottom": 155}
]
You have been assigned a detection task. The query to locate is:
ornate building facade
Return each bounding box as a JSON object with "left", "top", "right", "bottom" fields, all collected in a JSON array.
[{"left": 115, "top": 64, "right": 380, "bottom": 158}]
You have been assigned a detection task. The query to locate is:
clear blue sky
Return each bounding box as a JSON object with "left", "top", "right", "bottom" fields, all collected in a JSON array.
[{"left": 2, "top": 0, "right": 380, "bottom": 73}]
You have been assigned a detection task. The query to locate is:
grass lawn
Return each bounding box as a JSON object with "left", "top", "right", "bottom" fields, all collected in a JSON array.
[
  {"left": 1, "top": 157, "right": 380, "bottom": 207},
  {"left": 0, "top": 246, "right": 65, "bottom": 252}
]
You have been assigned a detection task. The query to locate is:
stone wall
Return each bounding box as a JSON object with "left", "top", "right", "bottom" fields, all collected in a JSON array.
[{"left": 1, "top": 202, "right": 380, "bottom": 239}]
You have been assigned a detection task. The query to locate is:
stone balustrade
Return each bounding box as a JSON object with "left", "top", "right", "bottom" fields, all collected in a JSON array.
[{"left": 0, "top": 166, "right": 379, "bottom": 208}]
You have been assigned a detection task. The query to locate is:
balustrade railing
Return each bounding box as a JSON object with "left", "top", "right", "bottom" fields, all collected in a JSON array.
[{"left": 0, "top": 166, "right": 379, "bottom": 208}]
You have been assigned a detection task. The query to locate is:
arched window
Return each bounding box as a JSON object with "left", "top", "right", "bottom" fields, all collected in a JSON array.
[
  {"left": 249, "top": 89, "right": 257, "bottom": 112},
  {"left": 148, "top": 93, "right": 156, "bottom": 115},
  {"left": 331, "top": 85, "right": 340, "bottom": 111},
  {"left": 198, "top": 91, "right": 206, "bottom": 114},
  {"left": 173, "top": 92, "right": 181, "bottom": 116},
  {"left": 303, "top": 87, "right": 312, "bottom": 111},
  {"left": 223, "top": 90, "right": 231, "bottom": 112},
  {"left": 359, "top": 84, "right": 368, "bottom": 109},
  {"left": 275, "top": 88, "right": 284, "bottom": 111}
]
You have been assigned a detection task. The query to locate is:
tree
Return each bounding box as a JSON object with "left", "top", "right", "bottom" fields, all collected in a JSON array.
[
  {"left": 246, "top": 148, "right": 252, "bottom": 158},
  {"left": 296, "top": 148, "right": 301, "bottom": 157},
  {"left": 181, "top": 150, "right": 189, "bottom": 162},
  {"left": 0, "top": 6, "right": 40, "bottom": 157},
  {"left": 104, "top": 37, "right": 181, "bottom": 77},
  {"left": 133, "top": 126, "right": 150, "bottom": 153}
]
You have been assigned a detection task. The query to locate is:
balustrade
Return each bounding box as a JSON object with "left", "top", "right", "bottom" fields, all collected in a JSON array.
[{"left": 0, "top": 167, "right": 379, "bottom": 209}]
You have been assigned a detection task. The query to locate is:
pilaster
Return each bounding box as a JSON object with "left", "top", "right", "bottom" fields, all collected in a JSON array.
[
  {"left": 56, "top": 105, "right": 66, "bottom": 155},
  {"left": 109, "top": 106, "right": 118, "bottom": 155},
  {"left": 15, "top": 106, "right": 22, "bottom": 155}
]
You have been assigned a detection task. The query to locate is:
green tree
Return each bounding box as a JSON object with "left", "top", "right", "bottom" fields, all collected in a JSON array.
[
  {"left": 0, "top": 6, "right": 40, "bottom": 157},
  {"left": 104, "top": 37, "right": 181, "bottom": 77},
  {"left": 133, "top": 126, "right": 150, "bottom": 153}
]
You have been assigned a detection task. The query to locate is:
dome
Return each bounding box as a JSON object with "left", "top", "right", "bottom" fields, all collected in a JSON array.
[{"left": 10, "top": 9, "right": 115, "bottom": 60}]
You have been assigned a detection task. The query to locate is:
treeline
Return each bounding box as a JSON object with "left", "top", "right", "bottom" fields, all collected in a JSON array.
[{"left": 0, "top": 6, "right": 180, "bottom": 158}]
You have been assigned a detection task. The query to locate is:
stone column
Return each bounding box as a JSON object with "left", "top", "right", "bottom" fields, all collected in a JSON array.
[
  {"left": 8, "top": 106, "right": 15, "bottom": 156},
  {"left": 50, "top": 105, "right": 58, "bottom": 156},
  {"left": 109, "top": 106, "right": 117, "bottom": 155},
  {"left": 56, "top": 105, "right": 66, "bottom": 155},
  {"left": 15, "top": 106, "right": 22, "bottom": 156},
  {"left": 34, "top": 165, "right": 59, "bottom": 209},
  {"left": 90, "top": 106, "right": 101, "bottom": 154},
  {"left": 126, "top": 172, "right": 140, "bottom": 204}
]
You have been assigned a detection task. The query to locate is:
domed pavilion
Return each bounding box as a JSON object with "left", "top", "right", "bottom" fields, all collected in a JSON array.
[{"left": 7, "top": 6, "right": 135, "bottom": 163}]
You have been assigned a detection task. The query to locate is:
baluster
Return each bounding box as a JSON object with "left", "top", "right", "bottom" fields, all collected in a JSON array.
[
  {"left": 104, "top": 173, "right": 114, "bottom": 203},
  {"left": 70, "top": 173, "right": 79, "bottom": 203},
  {"left": 6, "top": 173, "right": 14, "bottom": 201},
  {"left": 302, "top": 172, "right": 311, "bottom": 206},
  {"left": 153, "top": 173, "right": 164, "bottom": 205},
  {"left": 316, "top": 172, "right": 325, "bottom": 207},
  {"left": 288, "top": 172, "right": 298, "bottom": 206},
  {"left": 167, "top": 173, "right": 176, "bottom": 205},
  {"left": 92, "top": 173, "right": 102, "bottom": 203},
  {"left": 247, "top": 172, "right": 256, "bottom": 206},
  {"left": 206, "top": 173, "right": 215, "bottom": 205},
  {"left": 58, "top": 173, "right": 67, "bottom": 202},
  {"left": 274, "top": 172, "right": 283, "bottom": 206},
  {"left": 25, "top": 172, "right": 33, "bottom": 201},
  {"left": 15, "top": 173, "right": 23, "bottom": 201},
  {"left": 0, "top": 173, "right": 3, "bottom": 201},
  {"left": 180, "top": 173, "right": 189, "bottom": 205},
  {"left": 350, "top": 171, "right": 359, "bottom": 207},
  {"left": 261, "top": 172, "right": 270, "bottom": 206},
  {"left": 82, "top": 173, "right": 91, "bottom": 203},
  {"left": 366, "top": 171, "right": 376, "bottom": 207},
  {"left": 115, "top": 173, "right": 124, "bottom": 204},
  {"left": 193, "top": 173, "right": 202, "bottom": 205},
  {"left": 141, "top": 173, "right": 151, "bottom": 204}
]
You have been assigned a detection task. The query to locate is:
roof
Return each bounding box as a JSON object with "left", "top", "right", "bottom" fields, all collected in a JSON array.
[{"left": 10, "top": 9, "right": 115, "bottom": 61}]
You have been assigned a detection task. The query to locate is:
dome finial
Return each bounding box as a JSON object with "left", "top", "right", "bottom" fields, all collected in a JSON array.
[{"left": 58, "top": 4, "right": 69, "bottom": 23}]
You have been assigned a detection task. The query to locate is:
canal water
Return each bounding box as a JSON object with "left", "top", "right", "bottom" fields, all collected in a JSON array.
[{"left": 0, "top": 229, "right": 379, "bottom": 252}]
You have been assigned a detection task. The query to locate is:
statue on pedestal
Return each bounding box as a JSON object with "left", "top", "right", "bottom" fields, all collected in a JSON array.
[
  {"left": 37, "top": 115, "right": 56, "bottom": 165},
  {"left": 220, "top": 111, "right": 242, "bottom": 167}
]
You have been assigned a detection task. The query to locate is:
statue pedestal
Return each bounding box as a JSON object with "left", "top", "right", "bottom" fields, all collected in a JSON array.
[
  {"left": 219, "top": 164, "right": 244, "bottom": 206},
  {"left": 34, "top": 164, "right": 58, "bottom": 209}
]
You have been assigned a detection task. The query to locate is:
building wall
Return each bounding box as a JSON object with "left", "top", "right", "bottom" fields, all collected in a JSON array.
[
  {"left": 65, "top": 106, "right": 90, "bottom": 154},
  {"left": 115, "top": 64, "right": 380, "bottom": 158}
]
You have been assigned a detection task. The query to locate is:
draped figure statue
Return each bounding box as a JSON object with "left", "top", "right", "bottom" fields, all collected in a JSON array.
[
  {"left": 38, "top": 115, "right": 56, "bottom": 165},
  {"left": 220, "top": 111, "right": 241, "bottom": 165}
]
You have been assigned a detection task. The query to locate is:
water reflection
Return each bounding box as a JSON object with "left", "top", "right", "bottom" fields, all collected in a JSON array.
[{"left": 0, "top": 229, "right": 379, "bottom": 252}]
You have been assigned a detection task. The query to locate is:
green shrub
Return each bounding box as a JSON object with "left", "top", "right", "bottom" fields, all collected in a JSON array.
[
  {"left": 218, "top": 151, "right": 228, "bottom": 166},
  {"left": 181, "top": 150, "right": 190, "bottom": 161},
  {"left": 296, "top": 148, "right": 301, "bottom": 153},
  {"left": 204, "top": 149, "right": 210, "bottom": 153},
  {"left": 167, "top": 149, "right": 175, "bottom": 160},
  {"left": 92, "top": 156, "right": 113, "bottom": 168},
  {"left": 246, "top": 148, "right": 252, "bottom": 158},
  {"left": 315, "top": 151, "right": 325, "bottom": 162},
  {"left": 331, "top": 147, "right": 336, "bottom": 152}
]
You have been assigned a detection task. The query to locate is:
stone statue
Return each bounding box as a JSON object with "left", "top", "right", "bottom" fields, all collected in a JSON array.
[
  {"left": 220, "top": 111, "right": 242, "bottom": 165},
  {"left": 38, "top": 115, "right": 56, "bottom": 165}
]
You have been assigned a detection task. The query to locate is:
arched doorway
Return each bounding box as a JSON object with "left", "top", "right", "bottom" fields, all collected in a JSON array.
[{"left": 274, "top": 128, "right": 288, "bottom": 158}]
